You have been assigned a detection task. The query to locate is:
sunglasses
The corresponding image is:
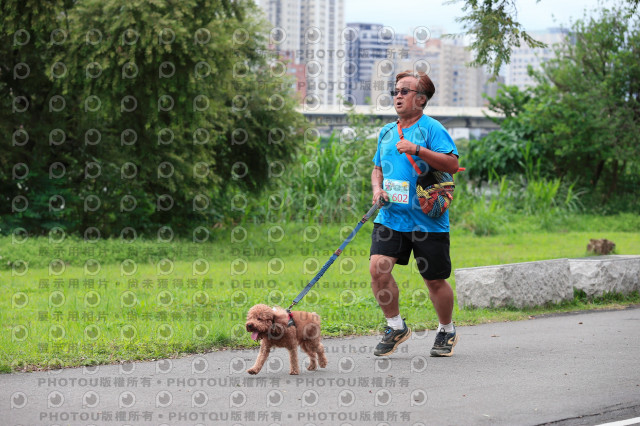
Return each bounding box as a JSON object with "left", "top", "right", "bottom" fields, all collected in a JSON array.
[{"left": 390, "top": 88, "right": 424, "bottom": 97}]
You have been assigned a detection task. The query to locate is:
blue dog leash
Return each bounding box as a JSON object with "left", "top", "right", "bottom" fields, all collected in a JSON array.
[{"left": 286, "top": 197, "right": 387, "bottom": 320}]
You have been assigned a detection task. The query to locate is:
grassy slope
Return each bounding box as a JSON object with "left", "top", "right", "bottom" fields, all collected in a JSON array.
[{"left": 1, "top": 218, "right": 639, "bottom": 372}]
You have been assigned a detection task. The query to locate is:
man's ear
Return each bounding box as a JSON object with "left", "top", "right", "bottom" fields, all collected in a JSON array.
[{"left": 413, "top": 94, "right": 427, "bottom": 109}]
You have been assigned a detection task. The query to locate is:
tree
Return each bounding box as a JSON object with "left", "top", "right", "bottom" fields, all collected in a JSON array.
[
  {"left": 463, "top": 84, "right": 543, "bottom": 180},
  {"left": 1, "top": 0, "right": 305, "bottom": 235},
  {"left": 0, "top": 0, "right": 77, "bottom": 233},
  {"left": 467, "top": 6, "right": 640, "bottom": 208},
  {"left": 525, "top": 7, "right": 640, "bottom": 195},
  {"left": 449, "top": 0, "right": 640, "bottom": 78}
]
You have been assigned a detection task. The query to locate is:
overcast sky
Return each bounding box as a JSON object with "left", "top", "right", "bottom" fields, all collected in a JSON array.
[{"left": 345, "top": 0, "right": 622, "bottom": 36}]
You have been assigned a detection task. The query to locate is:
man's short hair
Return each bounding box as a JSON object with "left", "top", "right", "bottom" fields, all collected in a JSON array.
[{"left": 395, "top": 71, "right": 435, "bottom": 109}]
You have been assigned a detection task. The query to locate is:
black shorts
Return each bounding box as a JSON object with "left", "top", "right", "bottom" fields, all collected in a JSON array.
[{"left": 370, "top": 223, "right": 451, "bottom": 280}]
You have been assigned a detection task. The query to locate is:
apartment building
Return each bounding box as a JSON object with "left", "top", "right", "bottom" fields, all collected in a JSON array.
[
  {"left": 258, "top": 0, "right": 345, "bottom": 106},
  {"left": 506, "top": 28, "right": 568, "bottom": 89},
  {"left": 344, "top": 23, "right": 409, "bottom": 105}
]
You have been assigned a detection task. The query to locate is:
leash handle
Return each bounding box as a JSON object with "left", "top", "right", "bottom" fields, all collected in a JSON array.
[
  {"left": 366, "top": 196, "right": 387, "bottom": 218},
  {"left": 287, "top": 197, "right": 386, "bottom": 311}
]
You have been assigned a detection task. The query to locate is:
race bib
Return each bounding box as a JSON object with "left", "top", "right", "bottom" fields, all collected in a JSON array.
[{"left": 383, "top": 179, "right": 409, "bottom": 204}]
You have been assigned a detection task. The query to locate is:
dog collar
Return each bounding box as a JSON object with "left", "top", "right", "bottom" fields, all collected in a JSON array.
[{"left": 287, "top": 310, "right": 295, "bottom": 328}]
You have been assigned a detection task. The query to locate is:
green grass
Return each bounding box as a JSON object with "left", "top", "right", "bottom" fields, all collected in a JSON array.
[{"left": 1, "top": 215, "right": 639, "bottom": 372}]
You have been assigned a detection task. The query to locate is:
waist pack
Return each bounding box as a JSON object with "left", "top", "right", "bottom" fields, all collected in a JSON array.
[
  {"left": 414, "top": 168, "right": 455, "bottom": 218},
  {"left": 397, "top": 123, "right": 455, "bottom": 218}
]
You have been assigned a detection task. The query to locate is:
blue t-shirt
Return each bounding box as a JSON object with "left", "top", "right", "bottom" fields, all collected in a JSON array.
[{"left": 372, "top": 115, "right": 458, "bottom": 233}]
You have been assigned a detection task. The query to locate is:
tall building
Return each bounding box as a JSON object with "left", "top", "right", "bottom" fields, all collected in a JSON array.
[
  {"left": 424, "top": 37, "right": 484, "bottom": 107},
  {"left": 258, "top": 0, "right": 301, "bottom": 62},
  {"left": 506, "top": 28, "right": 568, "bottom": 89},
  {"left": 344, "top": 23, "right": 409, "bottom": 105},
  {"left": 258, "top": 0, "right": 345, "bottom": 106}
]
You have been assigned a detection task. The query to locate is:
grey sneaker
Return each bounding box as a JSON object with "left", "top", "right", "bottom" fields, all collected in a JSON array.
[
  {"left": 430, "top": 328, "right": 459, "bottom": 357},
  {"left": 374, "top": 320, "right": 411, "bottom": 356}
]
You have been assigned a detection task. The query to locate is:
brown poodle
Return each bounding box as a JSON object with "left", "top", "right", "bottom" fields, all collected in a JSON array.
[{"left": 245, "top": 304, "right": 328, "bottom": 375}]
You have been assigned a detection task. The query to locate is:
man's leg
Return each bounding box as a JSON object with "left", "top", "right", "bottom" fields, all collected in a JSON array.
[
  {"left": 424, "top": 278, "right": 454, "bottom": 325},
  {"left": 370, "top": 254, "right": 411, "bottom": 356},
  {"left": 425, "top": 278, "right": 459, "bottom": 357},
  {"left": 370, "top": 254, "right": 399, "bottom": 317}
]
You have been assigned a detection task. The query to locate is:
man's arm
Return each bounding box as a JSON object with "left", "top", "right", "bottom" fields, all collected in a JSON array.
[
  {"left": 395, "top": 139, "right": 459, "bottom": 174},
  {"left": 371, "top": 166, "right": 388, "bottom": 204},
  {"left": 418, "top": 150, "right": 459, "bottom": 175}
]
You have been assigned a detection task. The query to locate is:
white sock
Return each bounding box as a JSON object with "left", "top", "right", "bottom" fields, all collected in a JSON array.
[
  {"left": 387, "top": 315, "right": 404, "bottom": 330},
  {"left": 438, "top": 322, "right": 455, "bottom": 333}
]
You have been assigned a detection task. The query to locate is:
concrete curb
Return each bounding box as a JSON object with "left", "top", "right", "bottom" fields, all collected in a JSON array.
[{"left": 455, "top": 255, "right": 640, "bottom": 308}]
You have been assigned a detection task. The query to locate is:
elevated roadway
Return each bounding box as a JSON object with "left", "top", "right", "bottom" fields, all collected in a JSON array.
[{"left": 299, "top": 104, "right": 504, "bottom": 135}]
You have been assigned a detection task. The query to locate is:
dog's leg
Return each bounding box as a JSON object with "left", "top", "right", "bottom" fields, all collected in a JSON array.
[
  {"left": 247, "top": 340, "right": 271, "bottom": 375},
  {"left": 317, "top": 342, "right": 328, "bottom": 368},
  {"left": 287, "top": 346, "right": 300, "bottom": 375},
  {"left": 301, "top": 341, "right": 318, "bottom": 371}
]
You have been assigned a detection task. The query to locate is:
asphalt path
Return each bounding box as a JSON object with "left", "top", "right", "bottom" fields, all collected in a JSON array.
[{"left": 2, "top": 306, "right": 640, "bottom": 426}]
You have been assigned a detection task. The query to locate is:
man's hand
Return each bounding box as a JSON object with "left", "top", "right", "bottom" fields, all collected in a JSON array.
[
  {"left": 395, "top": 142, "right": 460, "bottom": 175},
  {"left": 396, "top": 140, "right": 417, "bottom": 155},
  {"left": 373, "top": 189, "right": 389, "bottom": 205}
]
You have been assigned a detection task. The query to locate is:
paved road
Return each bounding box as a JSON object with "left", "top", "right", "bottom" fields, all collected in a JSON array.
[{"left": 2, "top": 307, "right": 640, "bottom": 426}]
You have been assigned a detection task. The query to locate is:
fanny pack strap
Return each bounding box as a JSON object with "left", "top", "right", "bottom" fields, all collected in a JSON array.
[{"left": 397, "top": 120, "right": 423, "bottom": 176}]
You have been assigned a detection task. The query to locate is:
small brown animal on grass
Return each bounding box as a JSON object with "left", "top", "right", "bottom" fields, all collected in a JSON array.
[
  {"left": 587, "top": 238, "right": 616, "bottom": 255},
  {"left": 245, "top": 304, "right": 328, "bottom": 375}
]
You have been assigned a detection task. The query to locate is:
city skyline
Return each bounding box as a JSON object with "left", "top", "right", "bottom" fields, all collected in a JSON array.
[{"left": 255, "top": 0, "right": 573, "bottom": 109}]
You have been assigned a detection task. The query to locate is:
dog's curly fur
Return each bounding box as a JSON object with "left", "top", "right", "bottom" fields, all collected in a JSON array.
[{"left": 245, "top": 304, "right": 328, "bottom": 375}]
